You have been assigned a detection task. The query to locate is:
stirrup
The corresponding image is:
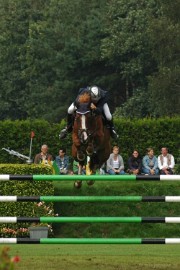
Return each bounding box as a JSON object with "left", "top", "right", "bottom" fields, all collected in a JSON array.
[{"left": 59, "top": 128, "right": 67, "bottom": 139}]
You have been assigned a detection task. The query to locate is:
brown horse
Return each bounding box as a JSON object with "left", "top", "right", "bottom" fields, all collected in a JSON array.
[{"left": 72, "top": 93, "right": 111, "bottom": 188}]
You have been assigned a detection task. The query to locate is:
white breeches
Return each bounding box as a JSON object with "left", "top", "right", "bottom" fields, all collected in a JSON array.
[
  {"left": 68, "top": 102, "right": 112, "bottom": 121},
  {"left": 68, "top": 103, "right": 77, "bottom": 114},
  {"left": 103, "top": 103, "right": 112, "bottom": 121}
]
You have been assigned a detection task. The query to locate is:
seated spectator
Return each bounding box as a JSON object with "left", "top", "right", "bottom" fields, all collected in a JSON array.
[
  {"left": 127, "top": 149, "right": 142, "bottom": 175},
  {"left": 142, "top": 148, "right": 159, "bottom": 175},
  {"left": 106, "top": 146, "right": 125, "bottom": 175},
  {"left": 34, "top": 144, "right": 53, "bottom": 164},
  {"left": 55, "top": 148, "right": 69, "bottom": 174},
  {"left": 73, "top": 159, "right": 86, "bottom": 175},
  {"left": 158, "top": 147, "right": 175, "bottom": 175}
]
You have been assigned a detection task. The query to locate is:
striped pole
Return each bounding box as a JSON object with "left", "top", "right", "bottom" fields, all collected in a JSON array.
[
  {"left": 0, "top": 196, "right": 180, "bottom": 202},
  {"left": 0, "top": 238, "right": 180, "bottom": 244},
  {"left": 0, "top": 174, "right": 180, "bottom": 181},
  {"left": 0, "top": 217, "right": 180, "bottom": 223}
]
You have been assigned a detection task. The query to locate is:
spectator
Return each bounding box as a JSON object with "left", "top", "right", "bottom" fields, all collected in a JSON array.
[
  {"left": 127, "top": 149, "right": 142, "bottom": 175},
  {"left": 34, "top": 144, "right": 53, "bottom": 164},
  {"left": 73, "top": 159, "right": 86, "bottom": 175},
  {"left": 55, "top": 148, "right": 69, "bottom": 174},
  {"left": 142, "top": 148, "right": 159, "bottom": 175},
  {"left": 158, "top": 147, "right": 175, "bottom": 175},
  {"left": 106, "top": 146, "right": 125, "bottom": 175}
]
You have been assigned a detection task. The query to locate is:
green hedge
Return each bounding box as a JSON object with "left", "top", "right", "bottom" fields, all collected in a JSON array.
[
  {"left": 0, "top": 164, "right": 54, "bottom": 237},
  {"left": 114, "top": 117, "right": 180, "bottom": 165},
  {"left": 0, "top": 117, "right": 179, "bottom": 168}
]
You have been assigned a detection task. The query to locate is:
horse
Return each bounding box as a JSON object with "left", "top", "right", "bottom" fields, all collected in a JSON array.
[{"left": 71, "top": 92, "right": 111, "bottom": 188}]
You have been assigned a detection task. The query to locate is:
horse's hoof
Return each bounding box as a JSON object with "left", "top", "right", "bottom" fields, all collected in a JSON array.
[
  {"left": 87, "top": 180, "right": 95, "bottom": 186},
  {"left": 74, "top": 181, "right": 82, "bottom": 189},
  {"left": 77, "top": 151, "right": 85, "bottom": 161}
]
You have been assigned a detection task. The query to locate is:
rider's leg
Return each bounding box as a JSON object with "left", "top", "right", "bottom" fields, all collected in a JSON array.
[
  {"left": 103, "top": 103, "right": 119, "bottom": 139},
  {"left": 59, "top": 103, "right": 76, "bottom": 139}
]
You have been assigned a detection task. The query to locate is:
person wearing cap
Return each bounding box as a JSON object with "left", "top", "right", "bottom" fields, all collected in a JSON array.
[{"left": 59, "top": 86, "right": 118, "bottom": 139}]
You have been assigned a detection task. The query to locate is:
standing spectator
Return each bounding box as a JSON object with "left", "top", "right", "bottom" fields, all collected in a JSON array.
[
  {"left": 34, "top": 144, "right": 53, "bottom": 164},
  {"left": 127, "top": 149, "right": 142, "bottom": 175},
  {"left": 142, "top": 148, "right": 159, "bottom": 175},
  {"left": 158, "top": 147, "right": 175, "bottom": 175},
  {"left": 55, "top": 148, "right": 69, "bottom": 174},
  {"left": 106, "top": 146, "right": 125, "bottom": 175}
]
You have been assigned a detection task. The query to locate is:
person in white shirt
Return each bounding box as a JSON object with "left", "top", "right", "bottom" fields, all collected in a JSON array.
[
  {"left": 106, "top": 145, "right": 125, "bottom": 175},
  {"left": 158, "top": 147, "right": 175, "bottom": 175}
]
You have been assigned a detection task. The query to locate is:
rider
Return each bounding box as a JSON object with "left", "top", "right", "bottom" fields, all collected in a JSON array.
[{"left": 59, "top": 86, "right": 118, "bottom": 139}]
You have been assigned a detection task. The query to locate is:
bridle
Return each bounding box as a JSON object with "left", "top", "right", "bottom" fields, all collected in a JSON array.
[{"left": 76, "top": 111, "right": 98, "bottom": 144}]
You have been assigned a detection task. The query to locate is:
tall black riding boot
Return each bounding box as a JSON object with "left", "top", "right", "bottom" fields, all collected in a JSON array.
[
  {"left": 106, "top": 119, "right": 119, "bottom": 139},
  {"left": 59, "top": 114, "right": 73, "bottom": 139}
]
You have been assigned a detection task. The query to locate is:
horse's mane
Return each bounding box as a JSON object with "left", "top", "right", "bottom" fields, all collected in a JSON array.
[{"left": 78, "top": 92, "right": 91, "bottom": 104}]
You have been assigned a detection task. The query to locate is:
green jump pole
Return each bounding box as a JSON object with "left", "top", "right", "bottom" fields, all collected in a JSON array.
[
  {"left": 40, "top": 217, "right": 142, "bottom": 223},
  {"left": 40, "top": 238, "right": 142, "bottom": 244},
  {"left": 34, "top": 175, "right": 136, "bottom": 181},
  {"left": 40, "top": 195, "right": 142, "bottom": 202}
]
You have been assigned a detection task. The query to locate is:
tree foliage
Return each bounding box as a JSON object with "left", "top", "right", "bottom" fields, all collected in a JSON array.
[
  {"left": 0, "top": 0, "right": 179, "bottom": 121},
  {"left": 147, "top": 0, "right": 180, "bottom": 116}
]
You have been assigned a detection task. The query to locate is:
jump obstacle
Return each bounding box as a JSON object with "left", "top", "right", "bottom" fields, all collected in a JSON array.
[
  {"left": 0, "top": 195, "right": 180, "bottom": 202},
  {"left": 0, "top": 238, "right": 180, "bottom": 244},
  {"left": 0, "top": 217, "right": 180, "bottom": 223},
  {"left": 0, "top": 174, "right": 180, "bottom": 181},
  {"left": 0, "top": 174, "right": 179, "bottom": 244}
]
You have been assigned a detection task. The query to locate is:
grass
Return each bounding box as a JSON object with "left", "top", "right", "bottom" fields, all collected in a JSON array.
[
  {"left": 53, "top": 180, "right": 180, "bottom": 238},
  {"left": 6, "top": 244, "right": 180, "bottom": 270}
]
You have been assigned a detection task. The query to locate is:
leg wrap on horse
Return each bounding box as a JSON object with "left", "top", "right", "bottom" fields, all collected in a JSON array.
[
  {"left": 86, "top": 143, "right": 94, "bottom": 156},
  {"left": 77, "top": 150, "right": 86, "bottom": 161}
]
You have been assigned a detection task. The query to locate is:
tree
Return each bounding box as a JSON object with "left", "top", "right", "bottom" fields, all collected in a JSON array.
[
  {"left": 101, "top": 0, "right": 159, "bottom": 100},
  {"left": 147, "top": 0, "right": 180, "bottom": 116}
]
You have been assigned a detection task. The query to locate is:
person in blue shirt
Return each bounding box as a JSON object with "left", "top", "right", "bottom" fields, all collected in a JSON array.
[
  {"left": 59, "top": 86, "right": 118, "bottom": 139},
  {"left": 55, "top": 148, "right": 69, "bottom": 174},
  {"left": 142, "top": 148, "right": 159, "bottom": 175}
]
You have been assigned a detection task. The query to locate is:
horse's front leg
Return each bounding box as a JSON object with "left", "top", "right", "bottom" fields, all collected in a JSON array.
[
  {"left": 74, "top": 162, "right": 83, "bottom": 189},
  {"left": 86, "top": 142, "right": 94, "bottom": 156}
]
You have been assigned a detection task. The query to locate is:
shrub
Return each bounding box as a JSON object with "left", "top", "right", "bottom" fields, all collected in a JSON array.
[{"left": 0, "top": 164, "right": 55, "bottom": 237}]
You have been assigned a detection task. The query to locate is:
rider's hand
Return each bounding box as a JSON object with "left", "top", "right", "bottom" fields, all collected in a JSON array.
[{"left": 90, "top": 103, "right": 96, "bottom": 110}]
